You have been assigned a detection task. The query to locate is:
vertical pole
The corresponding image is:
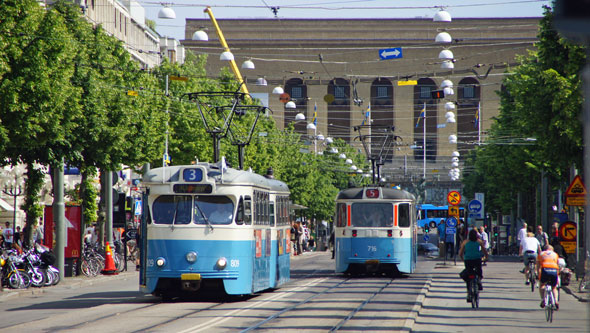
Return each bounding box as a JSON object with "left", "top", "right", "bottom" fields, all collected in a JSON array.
[
  {"left": 53, "top": 158, "right": 65, "bottom": 280},
  {"left": 582, "top": 61, "right": 590, "bottom": 261},
  {"left": 541, "top": 171, "right": 548, "bottom": 231},
  {"left": 12, "top": 173, "right": 17, "bottom": 238},
  {"left": 478, "top": 102, "right": 482, "bottom": 144},
  {"left": 106, "top": 171, "right": 113, "bottom": 246},
  {"left": 164, "top": 74, "right": 169, "bottom": 169},
  {"left": 423, "top": 102, "right": 426, "bottom": 179}
]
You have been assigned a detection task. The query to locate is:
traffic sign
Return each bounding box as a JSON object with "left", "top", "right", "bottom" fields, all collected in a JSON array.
[
  {"left": 379, "top": 47, "right": 403, "bottom": 60},
  {"left": 448, "top": 206, "right": 460, "bottom": 217},
  {"left": 423, "top": 235, "right": 430, "bottom": 242},
  {"left": 565, "top": 175, "right": 586, "bottom": 206},
  {"left": 561, "top": 241, "right": 576, "bottom": 254},
  {"left": 468, "top": 199, "right": 483, "bottom": 219},
  {"left": 134, "top": 200, "right": 142, "bottom": 216},
  {"left": 446, "top": 226, "right": 456, "bottom": 234},
  {"left": 559, "top": 221, "right": 577, "bottom": 241},
  {"left": 446, "top": 217, "right": 458, "bottom": 228},
  {"left": 447, "top": 191, "right": 461, "bottom": 205}
]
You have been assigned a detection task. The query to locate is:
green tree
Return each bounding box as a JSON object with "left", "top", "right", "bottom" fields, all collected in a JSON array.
[
  {"left": 463, "top": 6, "right": 586, "bottom": 217},
  {"left": 0, "top": 0, "right": 82, "bottom": 245}
]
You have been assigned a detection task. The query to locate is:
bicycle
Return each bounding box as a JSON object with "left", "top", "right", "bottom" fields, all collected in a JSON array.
[
  {"left": 527, "top": 258, "right": 536, "bottom": 292},
  {"left": 466, "top": 267, "right": 480, "bottom": 309},
  {"left": 543, "top": 283, "right": 557, "bottom": 323}
]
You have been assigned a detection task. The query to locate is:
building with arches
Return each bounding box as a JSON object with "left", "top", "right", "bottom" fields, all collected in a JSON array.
[{"left": 182, "top": 17, "right": 540, "bottom": 199}]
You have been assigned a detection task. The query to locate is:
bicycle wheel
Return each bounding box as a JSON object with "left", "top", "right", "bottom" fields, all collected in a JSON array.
[
  {"left": 545, "top": 291, "right": 553, "bottom": 322},
  {"left": 530, "top": 271, "right": 535, "bottom": 292},
  {"left": 471, "top": 279, "right": 479, "bottom": 309}
]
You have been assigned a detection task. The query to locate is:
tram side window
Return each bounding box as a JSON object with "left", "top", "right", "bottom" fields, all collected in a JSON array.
[
  {"left": 336, "top": 203, "right": 347, "bottom": 227},
  {"left": 270, "top": 202, "right": 275, "bottom": 227},
  {"left": 236, "top": 196, "right": 252, "bottom": 225},
  {"left": 398, "top": 203, "right": 410, "bottom": 228},
  {"left": 152, "top": 195, "right": 191, "bottom": 225}
]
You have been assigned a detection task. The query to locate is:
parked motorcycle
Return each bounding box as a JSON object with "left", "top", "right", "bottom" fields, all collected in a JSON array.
[{"left": 1, "top": 250, "right": 32, "bottom": 289}]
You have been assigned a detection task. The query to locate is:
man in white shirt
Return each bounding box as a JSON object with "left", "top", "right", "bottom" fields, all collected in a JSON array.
[
  {"left": 517, "top": 222, "right": 528, "bottom": 245},
  {"left": 519, "top": 232, "right": 542, "bottom": 285}
]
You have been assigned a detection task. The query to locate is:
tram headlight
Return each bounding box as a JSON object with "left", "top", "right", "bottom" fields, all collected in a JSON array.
[
  {"left": 156, "top": 257, "right": 166, "bottom": 267},
  {"left": 185, "top": 251, "right": 198, "bottom": 263},
  {"left": 217, "top": 257, "right": 227, "bottom": 270}
]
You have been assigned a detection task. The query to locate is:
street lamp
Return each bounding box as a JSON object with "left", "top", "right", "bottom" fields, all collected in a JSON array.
[{"left": 1, "top": 167, "right": 24, "bottom": 238}]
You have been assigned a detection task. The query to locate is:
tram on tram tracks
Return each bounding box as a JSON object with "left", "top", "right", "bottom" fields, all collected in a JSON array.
[
  {"left": 138, "top": 162, "right": 291, "bottom": 297},
  {"left": 334, "top": 186, "right": 417, "bottom": 276}
]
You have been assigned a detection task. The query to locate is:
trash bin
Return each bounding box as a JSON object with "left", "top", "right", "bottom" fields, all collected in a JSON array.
[{"left": 64, "top": 258, "right": 79, "bottom": 277}]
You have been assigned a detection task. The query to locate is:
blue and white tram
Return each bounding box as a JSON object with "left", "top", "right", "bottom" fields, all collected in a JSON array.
[
  {"left": 334, "top": 187, "right": 417, "bottom": 275},
  {"left": 139, "top": 162, "right": 291, "bottom": 297}
]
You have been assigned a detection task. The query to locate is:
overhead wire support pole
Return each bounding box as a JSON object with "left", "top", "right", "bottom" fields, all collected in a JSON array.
[{"left": 204, "top": 7, "right": 250, "bottom": 99}]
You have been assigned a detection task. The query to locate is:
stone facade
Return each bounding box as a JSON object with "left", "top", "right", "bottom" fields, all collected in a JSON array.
[{"left": 182, "top": 17, "right": 540, "bottom": 186}]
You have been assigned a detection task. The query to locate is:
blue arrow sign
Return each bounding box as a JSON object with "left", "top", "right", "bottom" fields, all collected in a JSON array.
[{"left": 379, "top": 47, "right": 403, "bottom": 60}]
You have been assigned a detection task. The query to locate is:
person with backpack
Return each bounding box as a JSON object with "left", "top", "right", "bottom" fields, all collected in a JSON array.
[{"left": 535, "top": 225, "right": 549, "bottom": 250}]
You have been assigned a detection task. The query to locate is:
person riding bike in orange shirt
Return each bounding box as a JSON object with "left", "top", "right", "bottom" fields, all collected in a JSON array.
[{"left": 537, "top": 244, "right": 561, "bottom": 310}]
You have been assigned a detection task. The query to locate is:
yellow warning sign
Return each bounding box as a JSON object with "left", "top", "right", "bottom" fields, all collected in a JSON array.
[
  {"left": 565, "top": 175, "right": 586, "bottom": 206},
  {"left": 566, "top": 175, "right": 586, "bottom": 196}
]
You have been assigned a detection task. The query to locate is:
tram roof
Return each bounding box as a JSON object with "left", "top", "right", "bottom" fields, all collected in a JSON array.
[
  {"left": 337, "top": 187, "right": 415, "bottom": 200},
  {"left": 143, "top": 163, "right": 289, "bottom": 192}
]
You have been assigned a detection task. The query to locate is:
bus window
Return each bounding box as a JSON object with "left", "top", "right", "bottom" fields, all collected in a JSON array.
[{"left": 398, "top": 203, "right": 410, "bottom": 227}]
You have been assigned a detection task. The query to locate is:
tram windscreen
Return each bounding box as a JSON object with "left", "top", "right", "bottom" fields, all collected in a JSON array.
[
  {"left": 350, "top": 203, "right": 393, "bottom": 227},
  {"left": 194, "top": 196, "right": 234, "bottom": 225},
  {"left": 152, "top": 195, "right": 234, "bottom": 225},
  {"left": 152, "top": 195, "right": 192, "bottom": 225}
]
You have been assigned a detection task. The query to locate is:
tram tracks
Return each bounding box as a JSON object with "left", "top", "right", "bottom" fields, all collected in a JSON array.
[{"left": 240, "top": 276, "right": 400, "bottom": 332}]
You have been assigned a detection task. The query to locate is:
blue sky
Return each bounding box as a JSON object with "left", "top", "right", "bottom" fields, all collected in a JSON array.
[{"left": 139, "top": 0, "right": 552, "bottom": 40}]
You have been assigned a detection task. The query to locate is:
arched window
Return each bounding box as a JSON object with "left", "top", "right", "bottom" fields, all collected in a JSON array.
[
  {"left": 457, "top": 77, "right": 481, "bottom": 155},
  {"left": 413, "top": 78, "right": 438, "bottom": 162},
  {"left": 327, "top": 78, "right": 350, "bottom": 143},
  {"left": 284, "top": 78, "right": 307, "bottom": 134},
  {"left": 370, "top": 78, "right": 394, "bottom": 162}
]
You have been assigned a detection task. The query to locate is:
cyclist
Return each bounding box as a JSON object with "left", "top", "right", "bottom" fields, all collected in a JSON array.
[
  {"left": 519, "top": 231, "right": 542, "bottom": 285},
  {"left": 459, "top": 229, "right": 489, "bottom": 301},
  {"left": 537, "top": 244, "right": 561, "bottom": 310}
]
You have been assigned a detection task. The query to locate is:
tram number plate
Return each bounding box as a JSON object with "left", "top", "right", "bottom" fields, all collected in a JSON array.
[
  {"left": 365, "top": 260, "right": 380, "bottom": 265},
  {"left": 181, "top": 273, "right": 201, "bottom": 281}
]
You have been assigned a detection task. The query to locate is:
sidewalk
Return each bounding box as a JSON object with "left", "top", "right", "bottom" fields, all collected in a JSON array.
[
  {"left": 410, "top": 256, "right": 590, "bottom": 332},
  {"left": 0, "top": 268, "right": 138, "bottom": 302}
]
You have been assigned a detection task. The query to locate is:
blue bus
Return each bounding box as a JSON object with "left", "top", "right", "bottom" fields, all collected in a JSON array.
[{"left": 416, "top": 204, "right": 464, "bottom": 229}]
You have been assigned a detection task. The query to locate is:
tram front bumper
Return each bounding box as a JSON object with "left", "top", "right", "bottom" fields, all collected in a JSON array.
[{"left": 181, "top": 273, "right": 202, "bottom": 291}]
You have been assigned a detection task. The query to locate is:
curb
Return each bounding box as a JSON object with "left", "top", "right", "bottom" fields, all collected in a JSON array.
[
  {"left": 402, "top": 274, "right": 432, "bottom": 332},
  {"left": 0, "top": 270, "right": 137, "bottom": 302},
  {"left": 562, "top": 285, "right": 590, "bottom": 303}
]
